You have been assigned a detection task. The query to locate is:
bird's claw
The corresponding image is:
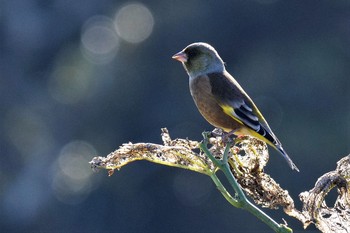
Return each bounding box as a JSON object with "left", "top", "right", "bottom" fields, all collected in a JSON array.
[{"left": 210, "top": 128, "right": 224, "bottom": 137}]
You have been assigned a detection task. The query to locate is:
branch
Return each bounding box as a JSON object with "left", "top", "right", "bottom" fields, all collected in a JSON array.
[
  {"left": 199, "top": 133, "right": 292, "bottom": 233},
  {"left": 300, "top": 155, "right": 350, "bottom": 232},
  {"left": 90, "top": 128, "right": 214, "bottom": 176},
  {"left": 89, "top": 128, "right": 350, "bottom": 232}
]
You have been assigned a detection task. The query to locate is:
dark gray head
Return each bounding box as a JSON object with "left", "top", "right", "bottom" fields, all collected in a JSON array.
[{"left": 172, "top": 42, "right": 225, "bottom": 78}]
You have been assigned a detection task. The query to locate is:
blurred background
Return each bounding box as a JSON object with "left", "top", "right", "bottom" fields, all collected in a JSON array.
[{"left": 1, "top": 0, "right": 349, "bottom": 232}]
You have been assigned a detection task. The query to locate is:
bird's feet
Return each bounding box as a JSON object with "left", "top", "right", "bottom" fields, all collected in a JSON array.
[
  {"left": 210, "top": 128, "right": 224, "bottom": 138},
  {"left": 210, "top": 128, "right": 240, "bottom": 144}
]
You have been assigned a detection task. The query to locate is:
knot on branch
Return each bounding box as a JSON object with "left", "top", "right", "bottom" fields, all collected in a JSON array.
[{"left": 299, "top": 155, "right": 350, "bottom": 232}]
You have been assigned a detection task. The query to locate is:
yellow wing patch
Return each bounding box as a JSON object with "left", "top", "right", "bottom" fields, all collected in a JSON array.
[
  {"left": 220, "top": 104, "right": 276, "bottom": 149},
  {"left": 221, "top": 105, "right": 244, "bottom": 125}
]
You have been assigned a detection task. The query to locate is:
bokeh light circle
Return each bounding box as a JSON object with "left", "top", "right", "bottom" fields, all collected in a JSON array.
[
  {"left": 81, "top": 15, "right": 119, "bottom": 64},
  {"left": 114, "top": 3, "right": 154, "bottom": 43},
  {"left": 51, "top": 140, "right": 98, "bottom": 205},
  {"left": 47, "top": 66, "right": 90, "bottom": 104}
]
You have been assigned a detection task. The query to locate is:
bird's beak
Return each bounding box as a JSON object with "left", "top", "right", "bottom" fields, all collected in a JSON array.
[{"left": 172, "top": 51, "right": 188, "bottom": 63}]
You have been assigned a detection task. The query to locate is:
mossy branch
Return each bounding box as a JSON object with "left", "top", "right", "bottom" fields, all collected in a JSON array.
[{"left": 90, "top": 128, "right": 350, "bottom": 233}]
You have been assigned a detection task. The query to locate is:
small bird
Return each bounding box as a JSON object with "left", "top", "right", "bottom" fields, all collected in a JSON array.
[{"left": 172, "top": 42, "right": 299, "bottom": 171}]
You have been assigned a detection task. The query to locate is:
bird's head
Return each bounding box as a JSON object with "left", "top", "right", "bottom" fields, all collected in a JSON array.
[{"left": 172, "top": 42, "right": 225, "bottom": 78}]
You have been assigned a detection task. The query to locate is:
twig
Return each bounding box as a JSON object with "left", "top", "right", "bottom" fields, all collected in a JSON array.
[{"left": 199, "top": 132, "right": 292, "bottom": 233}]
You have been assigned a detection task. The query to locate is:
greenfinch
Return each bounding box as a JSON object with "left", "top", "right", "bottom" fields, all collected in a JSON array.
[{"left": 172, "top": 42, "right": 299, "bottom": 172}]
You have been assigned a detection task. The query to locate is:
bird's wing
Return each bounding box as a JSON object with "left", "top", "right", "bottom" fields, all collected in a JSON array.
[{"left": 207, "top": 71, "right": 279, "bottom": 145}]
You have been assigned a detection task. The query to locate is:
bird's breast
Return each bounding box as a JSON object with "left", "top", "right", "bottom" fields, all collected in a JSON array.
[{"left": 189, "top": 75, "right": 241, "bottom": 132}]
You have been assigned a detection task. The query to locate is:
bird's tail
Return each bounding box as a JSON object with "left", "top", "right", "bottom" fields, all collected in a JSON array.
[{"left": 276, "top": 146, "right": 299, "bottom": 172}]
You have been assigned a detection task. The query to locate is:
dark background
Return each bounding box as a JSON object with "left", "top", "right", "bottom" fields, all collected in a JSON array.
[{"left": 1, "top": 0, "right": 349, "bottom": 232}]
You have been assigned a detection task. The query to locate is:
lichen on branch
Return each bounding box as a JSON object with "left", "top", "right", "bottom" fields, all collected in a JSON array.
[
  {"left": 90, "top": 128, "right": 214, "bottom": 176},
  {"left": 300, "top": 155, "right": 350, "bottom": 232},
  {"left": 89, "top": 128, "right": 350, "bottom": 232},
  {"left": 89, "top": 128, "right": 301, "bottom": 216}
]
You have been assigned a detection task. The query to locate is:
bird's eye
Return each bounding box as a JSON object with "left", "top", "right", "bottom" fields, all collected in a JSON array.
[{"left": 186, "top": 48, "right": 199, "bottom": 59}]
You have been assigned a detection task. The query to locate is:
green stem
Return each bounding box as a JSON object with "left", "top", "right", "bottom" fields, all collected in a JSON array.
[
  {"left": 199, "top": 134, "right": 292, "bottom": 233},
  {"left": 209, "top": 173, "right": 241, "bottom": 208},
  {"left": 220, "top": 158, "right": 290, "bottom": 233}
]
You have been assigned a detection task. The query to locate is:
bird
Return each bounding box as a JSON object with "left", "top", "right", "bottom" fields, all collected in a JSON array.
[{"left": 172, "top": 42, "right": 299, "bottom": 172}]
